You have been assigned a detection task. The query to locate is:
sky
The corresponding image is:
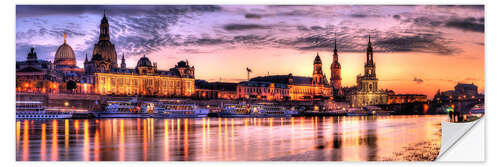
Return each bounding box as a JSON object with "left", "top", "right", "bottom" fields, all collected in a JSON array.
[{"left": 15, "top": 5, "right": 484, "bottom": 97}]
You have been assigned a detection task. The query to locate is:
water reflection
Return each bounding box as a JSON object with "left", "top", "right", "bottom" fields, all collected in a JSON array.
[{"left": 16, "top": 115, "right": 446, "bottom": 161}]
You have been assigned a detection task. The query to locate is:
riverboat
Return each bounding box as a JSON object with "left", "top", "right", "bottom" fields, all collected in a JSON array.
[{"left": 16, "top": 101, "right": 73, "bottom": 119}]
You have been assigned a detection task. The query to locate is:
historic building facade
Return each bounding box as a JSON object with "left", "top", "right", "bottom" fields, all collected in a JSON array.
[
  {"left": 386, "top": 90, "right": 427, "bottom": 104},
  {"left": 92, "top": 12, "right": 118, "bottom": 69},
  {"left": 194, "top": 80, "right": 238, "bottom": 100},
  {"left": 237, "top": 81, "right": 290, "bottom": 101},
  {"left": 240, "top": 53, "right": 332, "bottom": 101},
  {"left": 53, "top": 33, "right": 84, "bottom": 84},
  {"left": 16, "top": 48, "right": 60, "bottom": 93},
  {"left": 349, "top": 36, "right": 387, "bottom": 107},
  {"left": 330, "top": 39, "right": 343, "bottom": 97},
  {"left": 433, "top": 82, "right": 481, "bottom": 101},
  {"left": 81, "top": 13, "right": 196, "bottom": 97},
  {"left": 15, "top": 12, "right": 196, "bottom": 98}
]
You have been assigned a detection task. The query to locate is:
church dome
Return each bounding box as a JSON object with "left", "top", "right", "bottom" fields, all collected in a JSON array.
[
  {"left": 176, "top": 60, "right": 188, "bottom": 67},
  {"left": 54, "top": 34, "right": 76, "bottom": 66},
  {"left": 136, "top": 55, "right": 152, "bottom": 67}
]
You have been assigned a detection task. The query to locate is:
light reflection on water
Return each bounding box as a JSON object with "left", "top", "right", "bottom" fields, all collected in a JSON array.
[{"left": 16, "top": 115, "right": 446, "bottom": 161}]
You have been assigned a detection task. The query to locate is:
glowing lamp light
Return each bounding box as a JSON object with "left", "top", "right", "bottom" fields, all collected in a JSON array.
[{"left": 64, "top": 101, "right": 69, "bottom": 107}]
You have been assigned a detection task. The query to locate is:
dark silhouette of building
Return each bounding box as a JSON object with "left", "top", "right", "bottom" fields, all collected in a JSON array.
[{"left": 91, "top": 11, "right": 118, "bottom": 69}]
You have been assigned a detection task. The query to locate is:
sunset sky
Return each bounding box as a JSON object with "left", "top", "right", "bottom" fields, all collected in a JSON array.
[{"left": 15, "top": 5, "right": 484, "bottom": 97}]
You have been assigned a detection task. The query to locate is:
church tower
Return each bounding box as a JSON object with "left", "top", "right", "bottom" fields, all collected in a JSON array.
[
  {"left": 312, "top": 52, "right": 326, "bottom": 85},
  {"left": 350, "top": 35, "right": 387, "bottom": 107},
  {"left": 364, "top": 35, "right": 376, "bottom": 78},
  {"left": 92, "top": 10, "right": 118, "bottom": 68},
  {"left": 330, "top": 38, "right": 343, "bottom": 96},
  {"left": 120, "top": 53, "right": 126, "bottom": 70}
]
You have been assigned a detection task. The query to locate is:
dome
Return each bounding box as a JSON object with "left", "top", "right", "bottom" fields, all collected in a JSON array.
[
  {"left": 176, "top": 61, "right": 187, "bottom": 67},
  {"left": 54, "top": 42, "right": 76, "bottom": 66},
  {"left": 136, "top": 55, "right": 152, "bottom": 68}
]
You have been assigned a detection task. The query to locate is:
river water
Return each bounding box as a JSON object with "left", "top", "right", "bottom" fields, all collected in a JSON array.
[{"left": 16, "top": 115, "right": 446, "bottom": 161}]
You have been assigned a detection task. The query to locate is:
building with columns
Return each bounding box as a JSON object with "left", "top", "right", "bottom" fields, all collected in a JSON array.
[{"left": 349, "top": 36, "right": 387, "bottom": 107}]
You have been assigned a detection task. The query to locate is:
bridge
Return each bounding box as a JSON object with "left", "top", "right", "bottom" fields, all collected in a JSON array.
[{"left": 435, "top": 97, "right": 484, "bottom": 114}]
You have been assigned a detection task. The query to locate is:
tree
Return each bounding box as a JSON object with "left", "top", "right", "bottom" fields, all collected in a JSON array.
[{"left": 66, "top": 80, "right": 77, "bottom": 93}]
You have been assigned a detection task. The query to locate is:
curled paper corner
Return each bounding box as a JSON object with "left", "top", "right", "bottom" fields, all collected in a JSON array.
[{"left": 436, "top": 117, "right": 484, "bottom": 160}]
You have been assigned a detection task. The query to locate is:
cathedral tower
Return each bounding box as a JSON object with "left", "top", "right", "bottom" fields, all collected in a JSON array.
[
  {"left": 120, "top": 53, "right": 126, "bottom": 70},
  {"left": 330, "top": 38, "right": 343, "bottom": 96},
  {"left": 350, "top": 35, "right": 387, "bottom": 107},
  {"left": 312, "top": 52, "right": 326, "bottom": 85},
  {"left": 364, "top": 35, "right": 376, "bottom": 78}
]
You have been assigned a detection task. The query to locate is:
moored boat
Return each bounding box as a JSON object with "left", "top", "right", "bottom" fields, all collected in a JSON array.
[
  {"left": 251, "top": 105, "right": 294, "bottom": 117},
  {"left": 153, "top": 103, "right": 209, "bottom": 118},
  {"left": 221, "top": 104, "right": 254, "bottom": 118},
  {"left": 98, "top": 99, "right": 151, "bottom": 118},
  {"left": 16, "top": 101, "right": 73, "bottom": 119}
]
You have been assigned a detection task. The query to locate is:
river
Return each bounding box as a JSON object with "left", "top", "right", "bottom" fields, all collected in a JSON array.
[{"left": 16, "top": 115, "right": 446, "bottom": 161}]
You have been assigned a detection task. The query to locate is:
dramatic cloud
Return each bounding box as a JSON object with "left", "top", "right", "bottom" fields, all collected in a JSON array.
[
  {"left": 375, "top": 33, "right": 459, "bottom": 55},
  {"left": 445, "top": 17, "right": 484, "bottom": 32},
  {"left": 16, "top": 5, "right": 483, "bottom": 62},
  {"left": 223, "top": 24, "right": 270, "bottom": 31},
  {"left": 16, "top": 5, "right": 222, "bottom": 18},
  {"left": 413, "top": 17, "right": 442, "bottom": 27},
  {"left": 245, "top": 13, "right": 262, "bottom": 19}
]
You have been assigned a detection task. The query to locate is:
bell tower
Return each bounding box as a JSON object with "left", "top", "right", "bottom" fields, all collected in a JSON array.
[
  {"left": 120, "top": 53, "right": 126, "bottom": 70},
  {"left": 330, "top": 38, "right": 343, "bottom": 96},
  {"left": 312, "top": 52, "right": 326, "bottom": 85},
  {"left": 364, "top": 35, "right": 376, "bottom": 78}
]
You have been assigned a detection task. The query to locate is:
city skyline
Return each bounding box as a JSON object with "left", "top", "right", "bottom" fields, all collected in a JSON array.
[{"left": 16, "top": 5, "right": 485, "bottom": 97}]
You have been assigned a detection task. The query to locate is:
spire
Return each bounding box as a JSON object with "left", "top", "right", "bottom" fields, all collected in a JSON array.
[
  {"left": 368, "top": 35, "right": 371, "bottom": 45},
  {"left": 101, "top": 9, "right": 108, "bottom": 23},
  {"left": 84, "top": 53, "right": 88, "bottom": 63},
  {"left": 99, "top": 9, "right": 110, "bottom": 41},
  {"left": 333, "top": 37, "right": 338, "bottom": 55},
  {"left": 120, "top": 53, "right": 126, "bottom": 70},
  {"left": 64, "top": 33, "right": 67, "bottom": 44}
]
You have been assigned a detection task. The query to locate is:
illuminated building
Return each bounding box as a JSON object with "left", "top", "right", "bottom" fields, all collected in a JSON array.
[
  {"left": 243, "top": 53, "right": 332, "bottom": 101},
  {"left": 16, "top": 48, "right": 60, "bottom": 93},
  {"left": 330, "top": 38, "right": 343, "bottom": 97},
  {"left": 454, "top": 83, "right": 478, "bottom": 99},
  {"left": 194, "top": 80, "right": 238, "bottom": 100},
  {"left": 349, "top": 36, "right": 387, "bottom": 107},
  {"left": 237, "top": 81, "right": 289, "bottom": 101},
  {"left": 54, "top": 33, "right": 81, "bottom": 73},
  {"left": 387, "top": 93, "right": 427, "bottom": 104},
  {"left": 312, "top": 52, "right": 327, "bottom": 85},
  {"left": 87, "top": 54, "right": 195, "bottom": 97},
  {"left": 433, "top": 83, "right": 481, "bottom": 101},
  {"left": 80, "top": 12, "right": 195, "bottom": 97}
]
